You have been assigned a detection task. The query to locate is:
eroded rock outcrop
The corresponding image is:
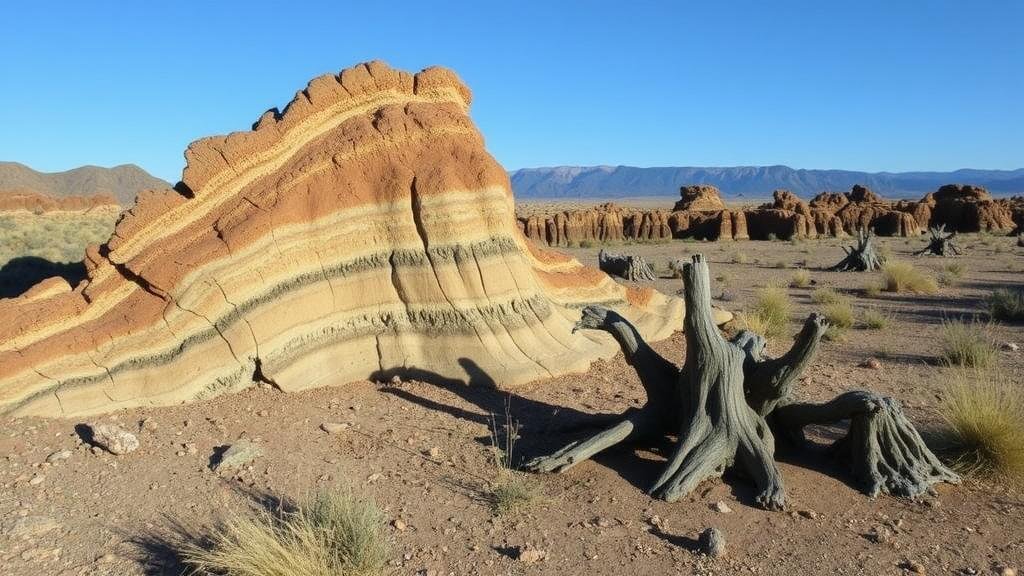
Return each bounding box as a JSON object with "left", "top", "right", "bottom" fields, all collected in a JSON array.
[
  {"left": 0, "top": 190, "right": 119, "bottom": 212},
  {"left": 0, "top": 62, "right": 691, "bottom": 417}
]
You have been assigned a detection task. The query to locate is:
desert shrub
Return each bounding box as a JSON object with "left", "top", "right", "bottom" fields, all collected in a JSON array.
[
  {"left": 0, "top": 210, "right": 119, "bottom": 266},
  {"left": 811, "top": 287, "right": 843, "bottom": 305},
  {"left": 179, "top": 488, "right": 389, "bottom": 576},
  {"left": 821, "top": 299, "right": 855, "bottom": 329},
  {"left": 939, "top": 367, "right": 1024, "bottom": 480},
  {"left": 881, "top": 261, "right": 938, "bottom": 294},
  {"left": 735, "top": 312, "right": 771, "bottom": 337},
  {"left": 940, "top": 320, "right": 998, "bottom": 369},
  {"left": 859, "top": 308, "right": 893, "bottom": 330},
  {"left": 862, "top": 285, "right": 882, "bottom": 298},
  {"left": 823, "top": 324, "right": 846, "bottom": 342},
  {"left": 749, "top": 286, "right": 791, "bottom": 338},
  {"left": 789, "top": 269, "right": 811, "bottom": 288},
  {"left": 730, "top": 251, "right": 750, "bottom": 264},
  {"left": 987, "top": 288, "right": 1024, "bottom": 322},
  {"left": 877, "top": 243, "right": 894, "bottom": 263}
]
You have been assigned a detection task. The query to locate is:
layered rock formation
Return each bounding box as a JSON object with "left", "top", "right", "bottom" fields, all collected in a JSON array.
[
  {"left": 0, "top": 62, "right": 694, "bottom": 418},
  {"left": 0, "top": 190, "right": 120, "bottom": 212},
  {"left": 519, "top": 184, "right": 1023, "bottom": 246}
]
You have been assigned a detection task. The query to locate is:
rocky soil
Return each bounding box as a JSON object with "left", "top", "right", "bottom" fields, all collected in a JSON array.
[{"left": 2, "top": 232, "right": 1022, "bottom": 576}]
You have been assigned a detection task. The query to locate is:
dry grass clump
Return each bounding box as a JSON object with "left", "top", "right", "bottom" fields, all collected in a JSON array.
[
  {"left": 939, "top": 367, "right": 1024, "bottom": 481},
  {"left": 0, "top": 209, "right": 119, "bottom": 266},
  {"left": 937, "top": 262, "right": 966, "bottom": 287},
  {"left": 179, "top": 488, "right": 389, "bottom": 576},
  {"left": 859, "top": 308, "right": 893, "bottom": 330},
  {"left": 486, "top": 409, "right": 537, "bottom": 516},
  {"left": 821, "top": 299, "right": 855, "bottom": 329},
  {"left": 940, "top": 320, "right": 998, "bottom": 369},
  {"left": 745, "top": 286, "right": 792, "bottom": 338},
  {"left": 811, "top": 287, "right": 843, "bottom": 305},
  {"left": 789, "top": 269, "right": 811, "bottom": 288},
  {"left": 730, "top": 251, "right": 750, "bottom": 264},
  {"left": 881, "top": 261, "right": 938, "bottom": 294},
  {"left": 987, "top": 288, "right": 1024, "bottom": 322}
]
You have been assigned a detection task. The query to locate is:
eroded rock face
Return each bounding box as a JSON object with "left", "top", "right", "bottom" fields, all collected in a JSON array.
[
  {"left": 518, "top": 182, "right": 1020, "bottom": 247},
  {"left": 0, "top": 190, "right": 119, "bottom": 212},
  {"left": 0, "top": 61, "right": 685, "bottom": 417},
  {"left": 928, "top": 184, "right": 1015, "bottom": 232},
  {"left": 673, "top": 184, "right": 726, "bottom": 212}
]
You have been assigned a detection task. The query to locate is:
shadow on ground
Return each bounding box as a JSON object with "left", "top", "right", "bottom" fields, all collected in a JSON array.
[
  {"left": 0, "top": 255, "right": 85, "bottom": 298},
  {"left": 376, "top": 357, "right": 869, "bottom": 509}
]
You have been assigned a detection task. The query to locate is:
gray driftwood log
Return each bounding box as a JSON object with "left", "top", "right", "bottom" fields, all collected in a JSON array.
[
  {"left": 598, "top": 249, "right": 657, "bottom": 281},
  {"left": 914, "top": 225, "right": 963, "bottom": 256},
  {"left": 830, "top": 228, "right": 883, "bottom": 271},
  {"left": 525, "top": 254, "right": 958, "bottom": 508}
]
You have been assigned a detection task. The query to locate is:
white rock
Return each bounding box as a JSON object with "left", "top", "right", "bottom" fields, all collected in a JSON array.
[
  {"left": 320, "top": 422, "right": 350, "bottom": 434},
  {"left": 88, "top": 424, "right": 139, "bottom": 455},
  {"left": 713, "top": 500, "right": 733, "bottom": 514}
]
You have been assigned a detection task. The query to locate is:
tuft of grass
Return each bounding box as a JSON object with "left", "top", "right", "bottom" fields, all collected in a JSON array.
[
  {"left": 940, "top": 320, "right": 998, "bottom": 369},
  {"left": 747, "top": 286, "right": 792, "bottom": 339},
  {"left": 821, "top": 299, "right": 855, "bottom": 329},
  {"left": 862, "top": 284, "right": 882, "bottom": 298},
  {"left": 730, "top": 251, "right": 750, "bottom": 264},
  {"left": 939, "top": 366, "right": 1024, "bottom": 481},
  {"left": 486, "top": 403, "right": 537, "bottom": 516},
  {"left": 811, "top": 287, "right": 844, "bottom": 305},
  {"left": 987, "top": 288, "right": 1024, "bottom": 322},
  {"left": 789, "top": 269, "right": 811, "bottom": 288},
  {"left": 179, "top": 488, "right": 389, "bottom": 576},
  {"left": 881, "top": 261, "right": 938, "bottom": 294},
  {"left": 822, "top": 324, "right": 847, "bottom": 342},
  {"left": 859, "top": 308, "right": 893, "bottom": 330}
]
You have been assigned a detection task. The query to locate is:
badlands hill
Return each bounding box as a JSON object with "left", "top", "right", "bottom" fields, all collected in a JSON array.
[
  {"left": 511, "top": 165, "right": 1024, "bottom": 199},
  {"left": 0, "top": 162, "right": 169, "bottom": 205},
  {"left": 0, "top": 61, "right": 715, "bottom": 418}
]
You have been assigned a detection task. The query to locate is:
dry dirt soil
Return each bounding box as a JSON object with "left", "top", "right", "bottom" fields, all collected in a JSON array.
[{"left": 2, "top": 230, "right": 1022, "bottom": 576}]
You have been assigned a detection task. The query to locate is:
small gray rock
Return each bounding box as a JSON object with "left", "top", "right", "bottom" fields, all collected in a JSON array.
[
  {"left": 88, "top": 424, "right": 139, "bottom": 455},
  {"left": 699, "top": 527, "right": 726, "bottom": 557},
  {"left": 4, "top": 515, "right": 60, "bottom": 538},
  {"left": 320, "top": 422, "right": 350, "bottom": 434},
  {"left": 213, "top": 439, "right": 263, "bottom": 472},
  {"left": 46, "top": 449, "right": 73, "bottom": 464}
]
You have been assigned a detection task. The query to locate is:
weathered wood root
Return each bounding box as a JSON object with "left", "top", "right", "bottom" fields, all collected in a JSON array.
[
  {"left": 526, "top": 253, "right": 958, "bottom": 509},
  {"left": 598, "top": 249, "right": 658, "bottom": 281},
  {"left": 830, "top": 228, "right": 883, "bottom": 271},
  {"left": 774, "top": 391, "right": 960, "bottom": 498},
  {"left": 914, "top": 225, "right": 963, "bottom": 256}
]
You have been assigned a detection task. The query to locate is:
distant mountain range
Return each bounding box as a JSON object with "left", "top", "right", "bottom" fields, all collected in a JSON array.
[
  {"left": 0, "top": 162, "right": 170, "bottom": 205},
  {"left": 510, "top": 165, "right": 1024, "bottom": 199}
]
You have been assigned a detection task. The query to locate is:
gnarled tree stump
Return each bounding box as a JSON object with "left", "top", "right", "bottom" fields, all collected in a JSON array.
[
  {"left": 526, "top": 254, "right": 958, "bottom": 508},
  {"left": 598, "top": 249, "right": 657, "bottom": 281},
  {"left": 914, "top": 225, "right": 963, "bottom": 256},
  {"left": 830, "top": 228, "right": 883, "bottom": 271}
]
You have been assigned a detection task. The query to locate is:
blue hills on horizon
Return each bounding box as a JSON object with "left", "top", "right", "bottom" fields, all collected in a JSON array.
[{"left": 509, "top": 165, "right": 1024, "bottom": 199}]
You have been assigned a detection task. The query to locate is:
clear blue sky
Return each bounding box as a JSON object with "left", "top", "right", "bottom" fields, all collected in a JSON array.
[{"left": 1, "top": 1, "right": 1021, "bottom": 182}]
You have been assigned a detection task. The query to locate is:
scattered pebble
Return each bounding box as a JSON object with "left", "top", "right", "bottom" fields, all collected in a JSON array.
[
  {"left": 1003, "top": 342, "right": 1019, "bottom": 352},
  {"left": 699, "top": 527, "right": 726, "bottom": 558},
  {"left": 45, "top": 449, "right": 72, "bottom": 464},
  {"left": 87, "top": 423, "right": 140, "bottom": 455},
  {"left": 212, "top": 439, "right": 263, "bottom": 472},
  {"left": 427, "top": 446, "right": 441, "bottom": 459},
  {"left": 320, "top": 422, "right": 350, "bottom": 434},
  {"left": 713, "top": 500, "right": 733, "bottom": 514},
  {"left": 392, "top": 519, "right": 407, "bottom": 531},
  {"left": 862, "top": 358, "right": 883, "bottom": 370},
  {"left": 29, "top": 475, "right": 45, "bottom": 486},
  {"left": 516, "top": 547, "right": 547, "bottom": 564}
]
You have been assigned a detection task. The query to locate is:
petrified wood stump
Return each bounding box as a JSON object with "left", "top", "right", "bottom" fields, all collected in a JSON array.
[
  {"left": 598, "top": 249, "right": 657, "bottom": 281},
  {"left": 526, "top": 254, "right": 958, "bottom": 508},
  {"left": 830, "top": 228, "right": 883, "bottom": 271},
  {"left": 914, "top": 225, "right": 963, "bottom": 256}
]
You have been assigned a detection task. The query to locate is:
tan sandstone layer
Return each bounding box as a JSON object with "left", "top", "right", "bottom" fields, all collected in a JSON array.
[{"left": 0, "top": 62, "right": 720, "bottom": 418}]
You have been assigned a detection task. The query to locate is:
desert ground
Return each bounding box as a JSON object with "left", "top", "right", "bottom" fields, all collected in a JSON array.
[{"left": 1, "top": 205, "right": 1022, "bottom": 576}]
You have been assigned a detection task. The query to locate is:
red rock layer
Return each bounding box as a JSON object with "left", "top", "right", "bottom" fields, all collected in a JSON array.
[{"left": 0, "top": 190, "right": 119, "bottom": 212}]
